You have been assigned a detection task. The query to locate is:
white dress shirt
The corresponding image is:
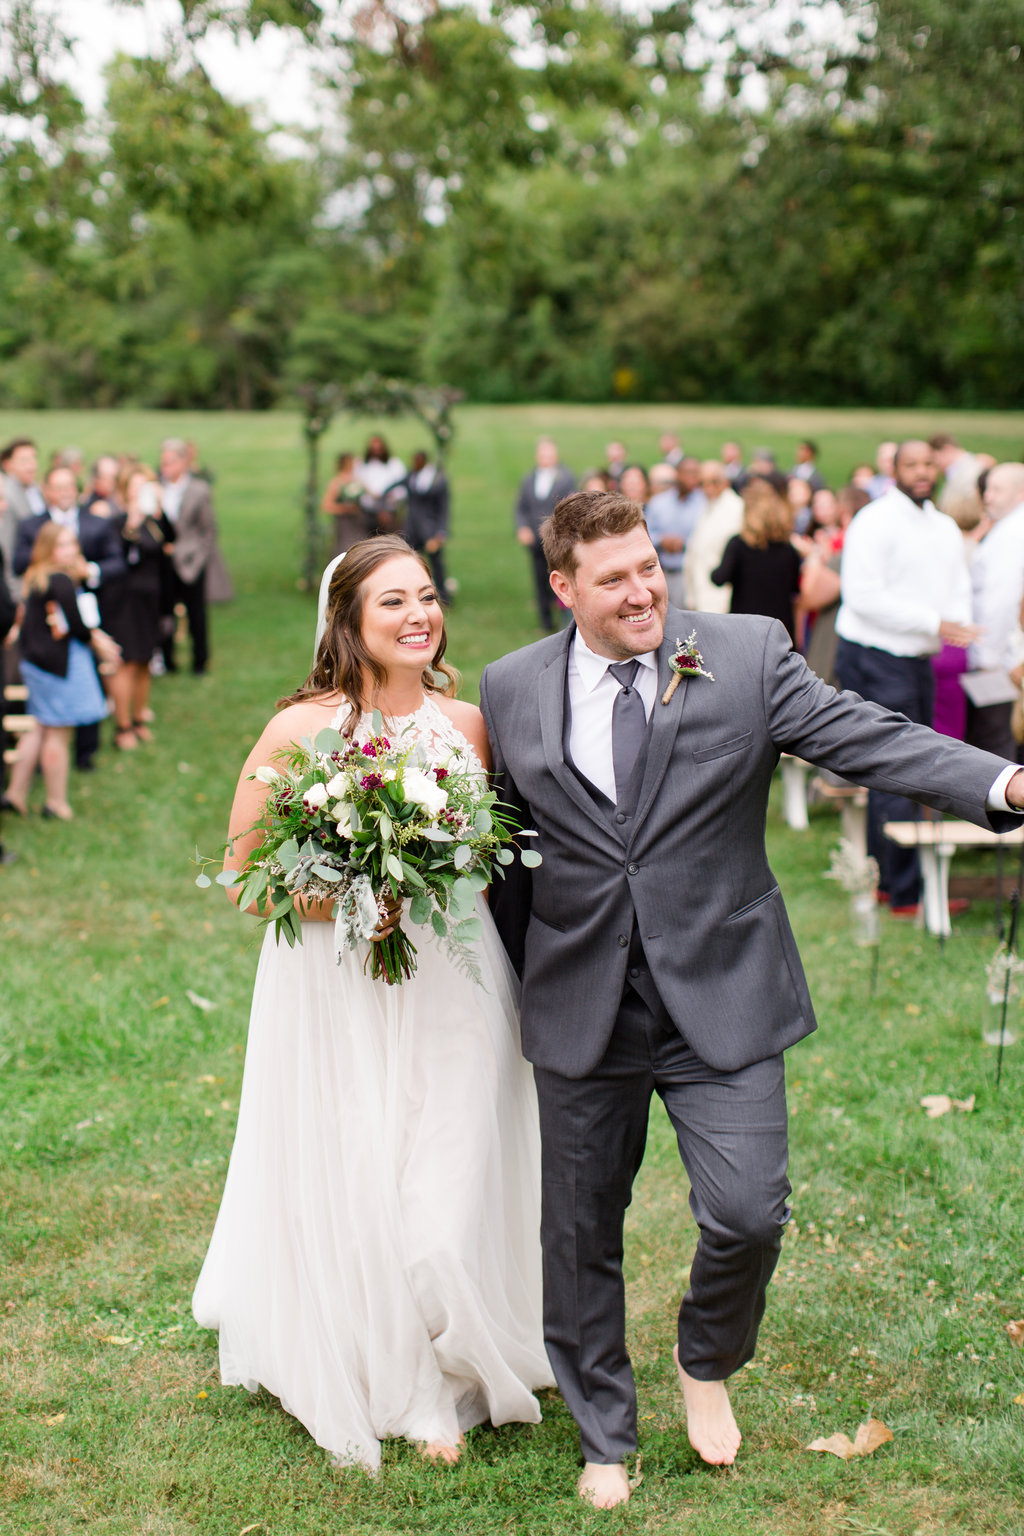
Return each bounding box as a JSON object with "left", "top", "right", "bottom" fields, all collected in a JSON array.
[
  {"left": 534, "top": 467, "right": 557, "bottom": 501},
  {"left": 969, "top": 502, "right": 1024, "bottom": 671},
  {"left": 567, "top": 630, "right": 658, "bottom": 803},
  {"left": 161, "top": 474, "right": 189, "bottom": 524},
  {"left": 836, "top": 486, "right": 971, "bottom": 656}
]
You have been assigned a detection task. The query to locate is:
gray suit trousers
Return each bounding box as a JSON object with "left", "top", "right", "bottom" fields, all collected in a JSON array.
[{"left": 534, "top": 979, "right": 790, "bottom": 1466}]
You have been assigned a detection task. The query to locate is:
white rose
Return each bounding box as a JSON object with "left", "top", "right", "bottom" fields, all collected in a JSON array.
[
  {"left": 332, "top": 801, "right": 355, "bottom": 837},
  {"left": 326, "top": 772, "right": 350, "bottom": 799},
  {"left": 402, "top": 767, "right": 449, "bottom": 817},
  {"left": 303, "top": 782, "right": 329, "bottom": 811},
  {"left": 255, "top": 765, "right": 282, "bottom": 785}
]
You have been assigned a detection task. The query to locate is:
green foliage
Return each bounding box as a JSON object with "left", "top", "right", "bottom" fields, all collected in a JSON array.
[{"left": 0, "top": 1, "right": 1022, "bottom": 405}]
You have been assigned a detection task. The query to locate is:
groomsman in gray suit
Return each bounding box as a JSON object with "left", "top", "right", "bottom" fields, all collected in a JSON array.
[
  {"left": 160, "top": 438, "right": 220, "bottom": 674},
  {"left": 515, "top": 438, "right": 575, "bottom": 632},
  {"left": 479, "top": 489, "right": 1024, "bottom": 1508}
]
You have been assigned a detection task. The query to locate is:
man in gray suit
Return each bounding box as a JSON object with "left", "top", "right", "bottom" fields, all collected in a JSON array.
[
  {"left": 160, "top": 437, "right": 220, "bottom": 674},
  {"left": 480, "top": 489, "right": 1024, "bottom": 1508},
  {"left": 515, "top": 438, "right": 575, "bottom": 632}
]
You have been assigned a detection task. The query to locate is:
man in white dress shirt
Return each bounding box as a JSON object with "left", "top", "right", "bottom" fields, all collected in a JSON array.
[
  {"left": 966, "top": 463, "right": 1024, "bottom": 759},
  {"left": 835, "top": 440, "right": 979, "bottom": 912}
]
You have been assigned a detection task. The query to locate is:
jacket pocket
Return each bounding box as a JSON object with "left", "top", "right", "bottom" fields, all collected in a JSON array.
[
  {"left": 724, "top": 886, "right": 780, "bottom": 924},
  {"left": 693, "top": 730, "right": 754, "bottom": 764}
]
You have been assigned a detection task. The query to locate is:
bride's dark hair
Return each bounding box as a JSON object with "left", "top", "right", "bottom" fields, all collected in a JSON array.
[{"left": 278, "top": 535, "right": 459, "bottom": 735}]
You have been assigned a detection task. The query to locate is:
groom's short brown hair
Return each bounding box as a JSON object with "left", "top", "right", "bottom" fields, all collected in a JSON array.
[{"left": 540, "top": 490, "right": 647, "bottom": 578}]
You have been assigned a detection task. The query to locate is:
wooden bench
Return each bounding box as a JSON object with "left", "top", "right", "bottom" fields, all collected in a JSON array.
[
  {"left": 779, "top": 756, "right": 868, "bottom": 855},
  {"left": 883, "top": 819, "right": 1024, "bottom": 936}
]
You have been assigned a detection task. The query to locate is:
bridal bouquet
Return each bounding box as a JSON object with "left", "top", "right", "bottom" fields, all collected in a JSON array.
[{"left": 197, "top": 713, "right": 540, "bottom": 985}]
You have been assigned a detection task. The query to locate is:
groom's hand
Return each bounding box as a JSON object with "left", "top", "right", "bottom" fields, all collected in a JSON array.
[{"left": 1006, "top": 769, "right": 1024, "bottom": 811}]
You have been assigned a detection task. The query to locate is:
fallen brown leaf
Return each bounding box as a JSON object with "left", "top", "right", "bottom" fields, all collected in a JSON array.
[
  {"left": 920, "top": 1094, "right": 975, "bottom": 1118},
  {"left": 1015, "top": 1394, "right": 1024, "bottom": 1407},
  {"left": 44, "top": 1413, "right": 65, "bottom": 1426},
  {"left": 807, "top": 1418, "right": 893, "bottom": 1460},
  {"left": 1006, "top": 1320, "right": 1024, "bottom": 1348}
]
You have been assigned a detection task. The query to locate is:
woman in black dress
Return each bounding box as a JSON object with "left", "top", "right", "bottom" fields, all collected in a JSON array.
[
  {"left": 711, "top": 478, "right": 802, "bottom": 642},
  {"left": 104, "top": 465, "right": 174, "bottom": 748}
]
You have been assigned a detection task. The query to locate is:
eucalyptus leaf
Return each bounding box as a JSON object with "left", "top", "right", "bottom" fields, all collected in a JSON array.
[
  {"left": 401, "top": 864, "right": 427, "bottom": 890},
  {"left": 453, "top": 843, "right": 473, "bottom": 870},
  {"left": 450, "top": 877, "right": 476, "bottom": 917},
  {"left": 431, "top": 909, "right": 448, "bottom": 939},
  {"left": 312, "top": 865, "right": 345, "bottom": 882},
  {"left": 214, "top": 869, "right": 239, "bottom": 887},
  {"left": 454, "top": 917, "right": 483, "bottom": 942},
  {"left": 473, "top": 809, "right": 493, "bottom": 834},
  {"left": 468, "top": 868, "right": 490, "bottom": 892},
  {"left": 371, "top": 708, "right": 384, "bottom": 737},
  {"left": 422, "top": 828, "right": 455, "bottom": 842},
  {"left": 386, "top": 853, "right": 404, "bottom": 882},
  {"left": 409, "top": 893, "right": 433, "bottom": 925},
  {"left": 314, "top": 727, "right": 346, "bottom": 757},
  {"left": 379, "top": 812, "right": 393, "bottom": 842},
  {"left": 194, "top": 873, "right": 212, "bottom": 889},
  {"left": 520, "top": 849, "right": 543, "bottom": 868},
  {"left": 277, "top": 838, "right": 300, "bottom": 871},
  {"left": 495, "top": 848, "right": 515, "bottom": 866}
]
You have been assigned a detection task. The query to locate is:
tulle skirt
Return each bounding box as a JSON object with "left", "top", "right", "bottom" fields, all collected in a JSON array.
[{"left": 192, "top": 903, "right": 553, "bottom": 1470}]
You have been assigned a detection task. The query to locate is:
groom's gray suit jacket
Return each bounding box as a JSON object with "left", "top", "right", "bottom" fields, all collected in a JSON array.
[{"left": 480, "top": 609, "right": 1016, "bottom": 1080}]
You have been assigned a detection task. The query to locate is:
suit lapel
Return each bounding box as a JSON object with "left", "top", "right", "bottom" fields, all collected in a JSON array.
[
  {"left": 538, "top": 628, "right": 621, "bottom": 841},
  {"left": 630, "top": 613, "right": 693, "bottom": 833}
]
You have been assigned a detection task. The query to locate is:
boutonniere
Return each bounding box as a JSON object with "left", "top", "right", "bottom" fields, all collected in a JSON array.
[{"left": 661, "top": 631, "right": 715, "bottom": 704}]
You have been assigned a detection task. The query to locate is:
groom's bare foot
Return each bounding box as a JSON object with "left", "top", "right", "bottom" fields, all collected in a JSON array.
[
  {"left": 578, "top": 1461, "right": 631, "bottom": 1509},
  {"left": 418, "top": 1436, "right": 463, "bottom": 1465},
  {"left": 674, "top": 1345, "right": 741, "bottom": 1466}
]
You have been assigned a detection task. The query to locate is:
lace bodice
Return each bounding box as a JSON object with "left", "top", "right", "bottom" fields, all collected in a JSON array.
[{"left": 329, "top": 693, "right": 486, "bottom": 782}]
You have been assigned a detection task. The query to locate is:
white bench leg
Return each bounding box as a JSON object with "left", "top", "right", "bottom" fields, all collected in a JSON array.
[
  {"left": 918, "top": 843, "right": 954, "bottom": 937},
  {"left": 840, "top": 799, "right": 868, "bottom": 860},
  {"left": 781, "top": 758, "right": 810, "bottom": 831}
]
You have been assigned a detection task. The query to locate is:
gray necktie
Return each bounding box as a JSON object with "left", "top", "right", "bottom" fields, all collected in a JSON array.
[{"left": 609, "top": 660, "right": 645, "bottom": 803}]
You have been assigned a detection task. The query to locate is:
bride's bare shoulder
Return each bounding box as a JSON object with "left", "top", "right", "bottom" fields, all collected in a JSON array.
[{"left": 250, "top": 697, "right": 346, "bottom": 758}]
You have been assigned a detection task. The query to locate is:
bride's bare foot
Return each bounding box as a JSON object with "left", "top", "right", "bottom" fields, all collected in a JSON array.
[
  {"left": 578, "top": 1461, "right": 631, "bottom": 1509},
  {"left": 674, "top": 1345, "right": 741, "bottom": 1466},
  {"left": 418, "top": 1437, "right": 463, "bottom": 1465}
]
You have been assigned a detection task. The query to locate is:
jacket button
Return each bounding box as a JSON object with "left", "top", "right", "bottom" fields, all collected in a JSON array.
[
  {"left": 629, "top": 966, "right": 640, "bottom": 978},
  {"left": 615, "top": 812, "right": 627, "bottom": 824},
  {"left": 627, "top": 862, "right": 639, "bottom": 875},
  {"left": 618, "top": 934, "right": 628, "bottom": 947}
]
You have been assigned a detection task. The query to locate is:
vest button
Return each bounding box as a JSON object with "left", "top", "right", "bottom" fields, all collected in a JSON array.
[
  {"left": 629, "top": 966, "right": 640, "bottom": 978},
  {"left": 615, "top": 812, "right": 627, "bottom": 824},
  {"left": 627, "top": 862, "right": 639, "bottom": 875},
  {"left": 617, "top": 934, "right": 628, "bottom": 947}
]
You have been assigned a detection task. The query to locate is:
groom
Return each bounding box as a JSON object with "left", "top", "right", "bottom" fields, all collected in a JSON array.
[{"left": 479, "top": 488, "right": 1024, "bottom": 1508}]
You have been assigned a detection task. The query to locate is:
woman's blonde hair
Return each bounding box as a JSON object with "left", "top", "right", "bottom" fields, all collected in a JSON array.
[
  {"left": 740, "top": 479, "right": 794, "bottom": 549},
  {"left": 23, "top": 521, "right": 79, "bottom": 595},
  {"left": 116, "top": 460, "right": 154, "bottom": 506},
  {"left": 279, "top": 536, "right": 458, "bottom": 734}
]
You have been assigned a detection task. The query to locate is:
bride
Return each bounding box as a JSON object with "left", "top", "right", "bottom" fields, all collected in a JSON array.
[{"left": 192, "top": 536, "right": 553, "bottom": 1469}]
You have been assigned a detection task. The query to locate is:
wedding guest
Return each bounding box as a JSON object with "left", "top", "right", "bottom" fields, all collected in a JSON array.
[
  {"left": 400, "top": 450, "right": 450, "bottom": 598},
  {"left": 798, "top": 486, "right": 868, "bottom": 687},
  {"left": 834, "top": 440, "right": 977, "bottom": 913},
  {"left": 965, "top": 463, "right": 1024, "bottom": 759},
  {"left": 515, "top": 438, "right": 575, "bottom": 631},
  {"left": 658, "top": 432, "right": 684, "bottom": 467},
  {"left": 810, "top": 487, "right": 841, "bottom": 545},
  {"left": 645, "top": 462, "right": 705, "bottom": 606},
  {"left": 580, "top": 470, "right": 612, "bottom": 494},
  {"left": 711, "top": 480, "right": 801, "bottom": 642},
  {"left": 618, "top": 464, "right": 650, "bottom": 506},
  {"left": 787, "top": 476, "right": 813, "bottom": 535},
  {"left": 787, "top": 440, "right": 825, "bottom": 493},
  {"left": 865, "top": 441, "right": 896, "bottom": 500},
  {"left": 104, "top": 466, "right": 175, "bottom": 749},
  {"left": 321, "top": 452, "right": 365, "bottom": 556},
  {"left": 1, "top": 439, "right": 45, "bottom": 598},
  {"left": 850, "top": 463, "right": 876, "bottom": 493},
  {"left": 683, "top": 462, "right": 744, "bottom": 615},
  {"left": 721, "top": 441, "right": 746, "bottom": 487},
  {"left": 931, "top": 432, "right": 981, "bottom": 515},
  {"left": 604, "top": 442, "right": 627, "bottom": 486},
  {"left": 14, "top": 464, "right": 125, "bottom": 770},
  {"left": 82, "top": 456, "right": 122, "bottom": 517},
  {"left": 51, "top": 447, "right": 85, "bottom": 485},
  {"left": 355, "top": 436, "right": 406, "bottom": 534},
  {"left": 4, "top": 524, "right": 111, "bottom": 821},
  {"left": 160, "top": 437, "right": 221, "bottom": 675}
]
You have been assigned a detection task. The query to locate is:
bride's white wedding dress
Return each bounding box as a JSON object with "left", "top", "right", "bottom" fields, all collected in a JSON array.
[{"left": 192, "top": 697, "right": 553, "bottom": 1470}]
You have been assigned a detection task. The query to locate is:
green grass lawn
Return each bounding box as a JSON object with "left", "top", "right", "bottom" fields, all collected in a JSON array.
[{"left": 2, "top": 405, "right": 1024, "bottom": 1535}]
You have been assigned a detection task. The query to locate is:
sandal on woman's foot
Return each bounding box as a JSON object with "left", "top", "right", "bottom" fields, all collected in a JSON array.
[
  {"left": 115, "top": 728, "right": 138, "bottom": 750},
  {"left": 132, "top": 720, "right": 153, "bottom": 742},
  {"left": 0, "top": 795, "right": 27, "bottom": 816},
  {"left": 42, "top": 803, "right": 73, "bottom": 821}
]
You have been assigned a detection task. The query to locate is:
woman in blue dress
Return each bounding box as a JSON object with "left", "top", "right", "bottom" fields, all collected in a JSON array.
[{"left": 4, "top": 523, "right": 108, "bottom": 820}]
